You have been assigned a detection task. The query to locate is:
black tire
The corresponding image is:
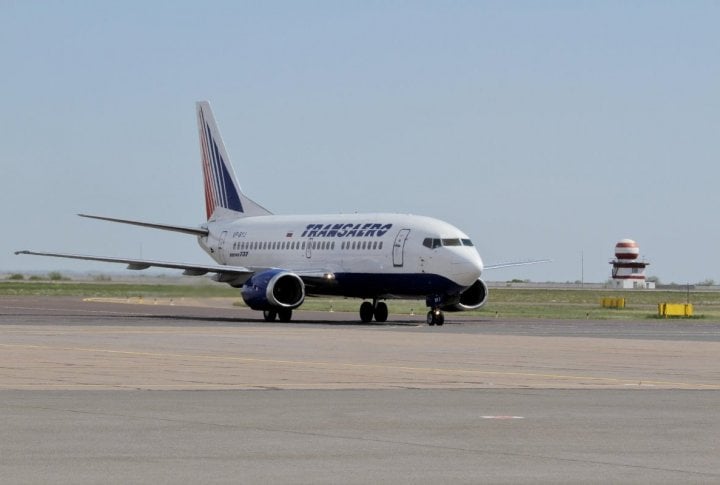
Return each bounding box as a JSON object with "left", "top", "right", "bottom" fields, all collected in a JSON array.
[
  {"left": 263, "top": 310, "right": 277, "bottom": 322},
  {"left": 360, "top": 301, "right": 374, "bottom": 323},
  {"left": 278, "top": 309, "right": 293, "bottom": 322},
  {"left": 426, "top": 311, "right": 435, "bottom": 326},
  {"left": 436, "top": 312, "right": 445, "bottom": 326},
  {"left": 374, "top": 302, "right": 388, "bottom": 323}
]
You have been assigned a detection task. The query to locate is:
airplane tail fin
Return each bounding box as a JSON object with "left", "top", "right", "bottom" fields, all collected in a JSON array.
[{"left": 196, "top": 101, "right": 272, "bottom": 221}]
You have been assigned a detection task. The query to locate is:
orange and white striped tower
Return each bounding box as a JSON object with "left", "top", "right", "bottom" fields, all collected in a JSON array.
[{"left": 609, "top": 239, "right": 653, "bottom": 289}]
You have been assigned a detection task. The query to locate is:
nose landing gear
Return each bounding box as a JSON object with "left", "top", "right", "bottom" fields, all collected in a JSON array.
[
  {"left": 359, "top": 299, "right": 389, "bottom": 323},
  {"left": 425, "top": 295, "right": 446, "bottom": 326},
  {"left": 426, "top": 308, "right": 445, "bottom": 326}
]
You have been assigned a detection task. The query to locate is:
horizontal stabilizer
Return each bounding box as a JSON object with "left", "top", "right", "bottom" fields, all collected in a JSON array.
[{"left": 78, "top": 214, "right": 209, "bottom": 237}]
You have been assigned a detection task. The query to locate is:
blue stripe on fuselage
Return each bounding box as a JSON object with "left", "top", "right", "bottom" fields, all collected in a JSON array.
[{"left": 303, "top": 272, "right": 466, "bottom": 299}]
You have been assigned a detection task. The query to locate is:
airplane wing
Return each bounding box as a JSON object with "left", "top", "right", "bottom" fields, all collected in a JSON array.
[
  {"left": 484, "top": 259, "right": 551, "bottom": 270},
  {"left": 14, "top": 250, "right": 253, "bottom": 285}
]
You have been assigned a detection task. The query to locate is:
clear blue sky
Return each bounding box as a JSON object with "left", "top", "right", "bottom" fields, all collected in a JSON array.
[{"left": 2, "top": 1, "right": 718, "bottom": 284}]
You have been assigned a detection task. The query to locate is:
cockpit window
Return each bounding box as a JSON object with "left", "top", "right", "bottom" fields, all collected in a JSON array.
[
  {"left": 461, "top": 239, "right": 474, "bottom": 247},
  {"left": 441, "top": 238, "right": 462, "bottom": 246},
  {"left": 422, "top": 238, "right": 442, "bottom": 249}
]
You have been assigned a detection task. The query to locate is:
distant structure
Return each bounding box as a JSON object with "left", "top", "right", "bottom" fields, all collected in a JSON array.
[{"left": 609, "top": 239, "right": 654, "bottom": 289}]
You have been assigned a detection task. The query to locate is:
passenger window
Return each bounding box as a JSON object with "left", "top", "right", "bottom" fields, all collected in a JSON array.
[{"left": 379, "top": 242, "right": 383, "bottom": 250}]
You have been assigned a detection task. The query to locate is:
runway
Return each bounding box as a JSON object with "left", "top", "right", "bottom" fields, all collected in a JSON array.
[{"left": 1, "top": 296, "right": 719, "bottom": 483}]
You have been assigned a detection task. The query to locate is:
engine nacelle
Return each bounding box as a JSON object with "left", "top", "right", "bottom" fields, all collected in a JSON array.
[
  {"left": 441, "top": 278, "right": 489, "bottom": 312},
  {"left": 241, "top": 269, "right": 305, "bottom": 311}
]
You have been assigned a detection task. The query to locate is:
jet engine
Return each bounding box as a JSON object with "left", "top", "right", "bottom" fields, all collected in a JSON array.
[
  {"left": 441, "top": 278, "right": 489, "bottom": 311},
  {"left": 241, "top": 269, "right": 305, "bottom": 311}
]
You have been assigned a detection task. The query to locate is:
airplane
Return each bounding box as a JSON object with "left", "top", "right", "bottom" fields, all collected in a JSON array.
[{"left": 16, "top": 101, "right": 547, "bottom": 326}]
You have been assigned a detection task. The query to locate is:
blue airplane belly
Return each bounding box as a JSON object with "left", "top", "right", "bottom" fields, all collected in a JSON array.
[{"left": 307, "top": 273, "right": 466, "bottom": 299}]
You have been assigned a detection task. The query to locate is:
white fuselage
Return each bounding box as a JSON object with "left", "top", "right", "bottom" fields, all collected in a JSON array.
[{"left": 198, "top": 213, "right": 484, "bottom": 299}]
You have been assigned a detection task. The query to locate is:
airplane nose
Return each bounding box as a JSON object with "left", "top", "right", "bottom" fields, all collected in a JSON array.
[
  {"left": 451, "top": 251, "right": 484, "bottom": 286},
  {"left": 475, "top": 255, "right": 484, "bottom": 276}
]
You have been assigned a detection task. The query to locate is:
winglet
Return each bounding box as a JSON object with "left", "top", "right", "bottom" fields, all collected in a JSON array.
[{"left": 196, "top": 101, "right": 272, "bottom": 221}]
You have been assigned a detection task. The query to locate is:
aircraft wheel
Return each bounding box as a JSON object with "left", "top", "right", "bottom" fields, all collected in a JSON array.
[
  {"left": 263, "top": 310, "right": 277, "bottom": 322},
  {"left": 374, "top": 302, "right": 388, "bottom": 323},
  {"left": 278, "top": 309, "right": 293, "bottom": 322},
  {"left": 427, "top": 309, "right": 444, "bottom": 326},
  {"left": 360, "top": 301, "right": 374, "bottom": 323}
]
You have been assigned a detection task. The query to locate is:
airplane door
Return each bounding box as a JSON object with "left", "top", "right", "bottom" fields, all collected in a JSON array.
[
  {"left": 306, "top": 238, "right": 313, "bottom": 259},
  {"left": 392, "top": 229, "right": 411, "bottom": 267},
  {"left": 218, "top": 231, "right": 228, "bottom": 264}
]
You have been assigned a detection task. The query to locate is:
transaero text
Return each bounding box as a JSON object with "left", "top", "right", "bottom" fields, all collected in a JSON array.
[{"left": 300, "top": 223, "right": 393, "bottom": 238}]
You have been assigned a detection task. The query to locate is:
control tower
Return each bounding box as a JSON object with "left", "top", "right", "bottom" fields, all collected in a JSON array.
[{"left": 609, "top": 239, "right": 654, "bottom": 289}]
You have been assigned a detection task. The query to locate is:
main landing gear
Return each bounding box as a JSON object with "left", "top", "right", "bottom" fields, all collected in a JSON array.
[
  {"left": 263, "top": 309, "right": 293, "bottom": 322},
  {"left": 359, "top": 299, "right": 388, "bottom": 323},
  {"left": 426, "top": 308, "right": 445, "bottom": 326}
]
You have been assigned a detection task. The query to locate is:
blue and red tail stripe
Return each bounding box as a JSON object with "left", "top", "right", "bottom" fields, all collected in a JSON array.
[{"left": 198, "top": 106, "right": 243, "bottom": 219}]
